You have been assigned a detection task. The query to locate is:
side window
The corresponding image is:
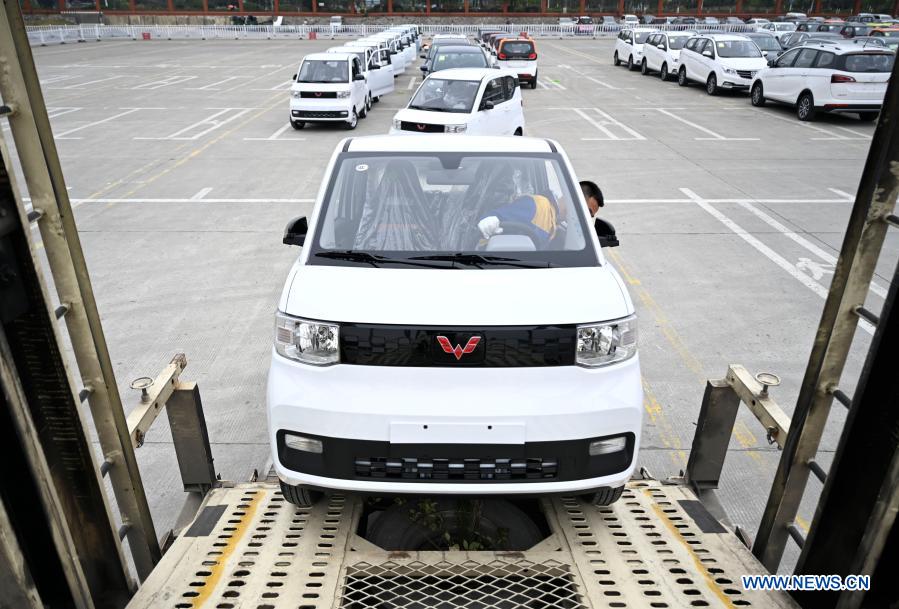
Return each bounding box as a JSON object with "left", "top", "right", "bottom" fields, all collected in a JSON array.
[
  {"left": 775, "top": 48, "right": 801, "bottom": 67},
  {"left": 351, "top": 58, "right": 361, "bottom": 78},
  {"left": 685, "top": 38, "right": 697, "bottom": 51},
  {"left": 815, "top": 51, "right": 836, "bottom": 68},
  {"left": 695, "top": 39, "right": 708, "bottom": 54},
  {"left": 482, "top": 78, "right": 505, "bottom": 105},
  {"left": 501, "top": 75, "right": 516, "bottom": 100},
  {"left": 795, "top": 48, "right": 818, "bottom": 68}
]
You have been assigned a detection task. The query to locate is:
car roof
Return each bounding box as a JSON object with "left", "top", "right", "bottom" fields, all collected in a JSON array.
[
  {"left": 701, "top": 33, "right": 751, "bottom": 40},
  {"left": 303, "top": 52, "right": 353, "bottom": 61},
  {"left": 345, "top": 135, "right": 555, "bottom": 153},
  {"left": 664, "top": 30, "right": 695, "bottom": 35},
  {"left": 746, "top": 31, "right": 777, "bottom": 36},
  {"left": 800, "top": 40, "right": 894, "bottom": 52},
  {"left": 424, "top": 67, "right": 510, "bottom": 80},
  {"left": 432, "top": 45, "right": 484, "bottom": 53},
  {"left": 628, "top": 27, "right": 659, "bottom": 31}
]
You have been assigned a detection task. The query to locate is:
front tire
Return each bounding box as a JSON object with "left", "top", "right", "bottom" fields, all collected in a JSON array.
[
  {"left": 581, "top": 486, "right": 625, "bottom": 507},
  {"left": 290, "top": 120, "right": 305, "bottom": 130},
  {"left": 660, "top": 62, "right": 669, "bottom": 81},
  {"left": 678, "top": 66, "right": 689, "bottom": 86},
  {"left": 751, "top": 81, "right": 766, "bottom": 107},
  {"left": 613, "top": 51, "right": 620, "bottom": 66},
  {"left": 706, "top": 72, "right": 718, "bottom": 95},
  {"left": 627, "top": 55, "right": 635, "bottom": 70},
  {"left": 797, "top": 91, "right": 816, "bottom": 121},
  {"left": 640, "top": 58, "right": 649, "bottom": 75},
  {"left": 514, "top": 127, "right": 523, "bottom": 135},
  {"left": 280, "top": 480, "right": 323, "bottom": 508},
  {"left": 531, "top": 70, "right": 538, "bottom": 89},
  {"left": 345, "top": 109, "right": 358, "bottom": 130}
]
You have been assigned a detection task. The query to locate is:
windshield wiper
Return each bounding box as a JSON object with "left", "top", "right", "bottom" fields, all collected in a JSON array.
[
  {"left": 410, "top": 253, "right": 554, "bottom": 268},
  {"left": 314, "top": 251, "right": 453, "bottom": 268}
]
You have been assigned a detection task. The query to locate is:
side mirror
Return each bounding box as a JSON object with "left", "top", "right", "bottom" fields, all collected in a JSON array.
[
  {"left": 354, "top": 73, "right": 365, "bottom": 81},
  {"left": 420, "top": 64, "right": 428, "bottom": 72},
  {"left": 481, "top": 100, "right": 495, "bottom": 111},
  {"left": 763, "top": 50, "right": 769, "bottom": 56},
  {"left": 420, "top": 53, "right": 427, "bottom": 58},
  {"left": 283, "top": 216, "right": 308, "bottom": 246},
  {"left": 768, "top": 58, "right": 776, "bottom": 66},
  {"left": 291, "top": 73, "right": 297, "bottom": 80},
  {"left": 594, "top": 218, "right": 619, "bottom": 248}
]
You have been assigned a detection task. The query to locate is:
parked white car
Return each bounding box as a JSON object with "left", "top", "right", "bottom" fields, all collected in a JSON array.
[
  {"left": 614, "top": 28, "right": 659, "bottom": 71},
  {"left": 495, "top": 37, "right": 539, "bottom": 89},
  {"left": 363, "top": 34, "right": 408, "bottom": 74},
  {"left": 327, "top": 45, "right": 395, "bottom": 102},
  {"left": 289, "top": 53, "right": 369, "bottom": 130},
  {"left": 269, "top": 134, "right": 642, "bottom": 508},
  {"left": 390, "top": 68, "right": 525, "bottom": 136},
  {"left": 759, "top": 21, "right": 798, "bottom": 41},
  {"left": 678, "top": 34, "right": 769, "bottom": 94},
  {"left": 750, "top": 43, "right": 893, "bottom": 121},
  {"left": 621, "top": 14, "right": 639, "bottom": 26},
  {"left": 641, "top": 31, "right": 695, "bottom": 80}
]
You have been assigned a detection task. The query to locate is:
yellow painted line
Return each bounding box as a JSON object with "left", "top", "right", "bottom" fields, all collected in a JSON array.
[
  {"left": 643, "top": 377, "right": 687, "bottom": 467},
  {"left": 190, "top": 491, "right": 263, "bottom": 608},
  {"left": 646, "top": 489, "right": 737, "bottom": 609}
]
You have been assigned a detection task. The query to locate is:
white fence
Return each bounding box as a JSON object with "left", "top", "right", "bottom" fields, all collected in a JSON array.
[{"left": 25, "top": 22, "right": 759, "bottom": 45}]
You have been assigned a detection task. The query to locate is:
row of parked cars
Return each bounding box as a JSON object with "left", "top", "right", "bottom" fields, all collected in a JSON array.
[
  {"left": 614, "top": 27, "right": 894, "bottom": 121},
  {"left": 288, "top": 25, "right": 421, "bottom": 130}
]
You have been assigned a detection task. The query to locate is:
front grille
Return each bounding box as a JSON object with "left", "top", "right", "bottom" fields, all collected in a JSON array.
[
  {"left": 400, "top": 121, "right": 445, "bottom": 133},
  {"left": 299, "top": 91, "right": 338, "bottom": 98},
  {"left": 292, "top": 110, "right": 347, "bottom": 119},
  {"left": 736, "top": 70, "right": 756, "bottom": 79},
  {"left": 355, "top": 456, "right": 559, "bottom": 480}
]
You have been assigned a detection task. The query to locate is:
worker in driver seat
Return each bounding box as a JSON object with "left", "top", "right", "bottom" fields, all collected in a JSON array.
[{"left": 477, "top": 193, "right": 559, "bottom": 249}]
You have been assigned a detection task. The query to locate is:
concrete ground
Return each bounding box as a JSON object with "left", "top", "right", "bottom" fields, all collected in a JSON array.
[{"left": 13, "top": 37, "right": 897, "bottom": 572}]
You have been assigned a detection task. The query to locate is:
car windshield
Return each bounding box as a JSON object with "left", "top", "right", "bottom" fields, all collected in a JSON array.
[
  {"left": 668, "top": 35, "right": 690, "bottom": 49},
  {"left": 297, "top": 60, "right": 348, "bottom": 83},
  {"left": 750, "top": 36, "right": 781, "bottom": 50},
  {"left": 409, "top": 78, "right": 480, "bottom": 113},
  {"left": 432, "top": 52, "right": 488, "bottom": 70},
  {"left": 841, "top": 53, "right": 895, "bottom": 71},
  {"left": 311, "top": 154, "right": 594, "bottom": 267},
  {"left": 715, "top": 40, "right": 764, "bottom": 57},
  {"left": 635, "top": 32, "right": 652, "bottom": 43}
]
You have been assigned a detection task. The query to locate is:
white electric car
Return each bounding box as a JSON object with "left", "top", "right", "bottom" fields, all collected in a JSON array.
[
  {"left": 678, "top": 34, "right": 769, "bottom": 94},
  {"left": 640, "top": 31, "right": 695, "bottom": 80},
  {"left": 289, "top": 53, "right": 369, "bottom": 130},
  {"left": 389, "top": 68, "right": 525, "bottom": 136},
  {"left": 613, "top": 27, "right": 659, "bottom": 71},
  {"left": 268, "top": 135, "right": 643, "bottom": 508},
  {"left": 328, "top": 44, "right": 395, "bottom": 102}
]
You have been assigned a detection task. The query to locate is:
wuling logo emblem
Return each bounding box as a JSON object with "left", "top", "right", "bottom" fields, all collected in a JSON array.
[
  {"left": 416, "top": 124, "right": 426, "bottom": 131},
  {"left": 436, "top": 336, "right": 481, "bottom": 361},
  {"left": 314, "top": 92, "right": 323, "bottom": 97}
]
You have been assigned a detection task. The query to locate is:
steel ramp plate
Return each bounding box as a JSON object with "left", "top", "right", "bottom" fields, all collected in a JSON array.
[{"left": 128, "top": 480, "right": 800, "bottom": 609}]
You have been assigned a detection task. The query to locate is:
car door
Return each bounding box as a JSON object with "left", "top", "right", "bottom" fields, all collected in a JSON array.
[
  {"left": 764, "top": 47, "right": 801, "bottom": 100},
  {"left": 682, "top": 37, "right": 699, "bottom": 78},
  {"left": 504, "top": 75, "right": 524, "bottom": 132},
  {"left": 644, "top": 34, "right": 659, "bottom": 69},
  {"left": 350, "top": 58, "right": 366, "bottom": 109},
  {"left": 367, "top": 49, "right": 394, "bottom": 98},
  {"left": 694, "top": 39, "right": 712, "bottom": 80},
  {"left": 782, "top": 48, "right": 818, "bottom": 100},
  {"left": 478, "top": 77, "right": 507, "bottom": 134}
]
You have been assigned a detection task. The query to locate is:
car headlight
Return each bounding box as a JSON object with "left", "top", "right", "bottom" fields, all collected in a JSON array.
[
  {"left": 576, "top": 316, "right": 637, "bottom": 367},
  {"left": 274, "top": 312, "right": 339, "bottom": 366},
  {"left": 392, "top": 118, "right": 402, "bottom": 129},
  {"left": 722, "top": 67, "right": 738, "bottom": 75},
  {"left": 445, "top": 124, "right": 467, "bottom": 133},
  {"left": 291, "top": 91, "right": 301, "bottom": 99},
  {"left": 336, "top": 91, "right": 351, "bottom": 98}
]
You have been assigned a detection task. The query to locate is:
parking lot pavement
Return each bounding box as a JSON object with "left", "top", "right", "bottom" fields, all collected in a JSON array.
[{"left": 20, "top": 38, "right": 897, "bottom": 553}]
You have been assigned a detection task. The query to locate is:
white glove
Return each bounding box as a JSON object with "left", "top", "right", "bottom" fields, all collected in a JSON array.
[{"left": 478, "top": 216, "right": 503, "bottom": 239}]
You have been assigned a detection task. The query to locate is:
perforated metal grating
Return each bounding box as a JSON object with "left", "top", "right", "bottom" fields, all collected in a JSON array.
[{"left": 126, "top": 480, "right": 800, "bottom": 609}]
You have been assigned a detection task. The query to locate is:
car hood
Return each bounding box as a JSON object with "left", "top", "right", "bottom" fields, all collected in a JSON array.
[
  {"left": 718, "top": 57, "right": 769, "bottom": 69},
  {"left": 281, "top": 265, "right": 631, "bottom": 326},
  {"left": 394, "top": 107, "right": 472, "bottom": 125}
]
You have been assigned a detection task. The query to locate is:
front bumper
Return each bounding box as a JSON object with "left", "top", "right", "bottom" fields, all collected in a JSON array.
[
  {"left": 289, "top": 100, "right": 353, "bottom": 122},
  {"left": 267, "top": 351, "right": 643, "bottom": 494},
  {"left": 719, "top": 73, "right": 753, "bottom": 90}
]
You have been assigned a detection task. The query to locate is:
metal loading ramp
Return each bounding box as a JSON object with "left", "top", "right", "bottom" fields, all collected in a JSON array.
[{"left": 128, "top": 479, "right": 799, "bottom": 609}]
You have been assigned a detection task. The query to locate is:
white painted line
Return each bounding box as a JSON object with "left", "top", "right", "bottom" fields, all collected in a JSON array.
[
  {"left": 745, "top": 108, "right": 859, "bottom": 140},
  {"left": 681, "top": 187, "right": 874, "bottom": 335},
  {"left": 828, "top": 188, "right": 854, "bottom": 200},
  {"left": 654, "top": 108, "right": 758, "bottom": 141},
  {"left": 190, "top": 187, "right": 213, "bottom": 200},
  {"left": 537, "top": 80, "right": 551, "bottom": 89},
  {"left": 2, "top": 107, "right": 81, "bottom": 132},
  {"left": 135, "top": 108, "right": 254, "bottom": 141},
  {"left": 133, "top": 75, "right": 198, "bottom": 90},
  {"left": 40, "top": 74, "right": 81, "bottom": 85},
  {"left": 563, "top": 107, "right": 644, "bottom": 141},
  {"left": 189, "top": 76, "right": 244, "bottom": 90},
  {"left": 572, "top": 107, "right": 618, "bottom": 139},
  {"left": 53, "top": 108, "right": 142, "bottom": 138},
  {"left": 56, "top": 75, "right": 126, "bottom": 89},
  {"left": 222, "top": 66, "right": 287, "bottom": 92},
  {"left": 243, "top": 122, "right": 306, "bottom": 142},
  {"left": 269, "top": 80, "right": 294, "bottom": 90},
  {"left": 559, "top": 64, "right": 618, "bottom": 90},
  {"left": 407, "top": 77, "right": 418, "bottom": 90},
  {"left": 735, "top": 199, "right": 887, "bottom": 299},
  {"left": 832, "top": 124, "right": 872, "bottom": 138}
]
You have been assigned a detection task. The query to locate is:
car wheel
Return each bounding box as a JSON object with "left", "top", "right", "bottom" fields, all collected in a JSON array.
[
  {"left": 660, "top": 62, "right": 669, "bottom": 81},
  {"left": 706, "top": 73, "right": 718, "bottom": 95},
  {"left": 358, "top": 102, "right": 367, "bottom": 119},
  {"left": 532, "top": 69, "right": 539, "bottom": 88},
  {"left": 627, "top": 55, "right": 635, "bottom": 70},
  {"left": 797, "top": 91, "right": 816, "bottom": 121},
  {"left": 279, "top": 480, "right": 323, "bottom": 508},
  {"left": 372, "top": 95, "right": 380, "bottom": 103},
  {"left": 345, "top": 109, "right": 358, "bottom": 130},
  {"left": 751, "top": 82, "right": 766, "bottom": 107},
  {"left": 365, "top": 94, "right": 372, "bottom": 113},
  {"left": 641, "top": 58, "right": 649, "bottom": 75},
  {"left": 678, "top": 66, "right": 689, "bottom": 86},
  {"left": 514, "top": 127, "right": 523, "bottom": 135},
  {"left": 290, "top": 120, "right": 305, "bottom": 130},
  {"left": 613, "top": 51, "right": 620, "bottom": 66},
  {"left": 581, "top": 486, "right": 625, "bottom": 507},
  {"left": 858, "top": 111, "right": 878, "bottom": 122}
]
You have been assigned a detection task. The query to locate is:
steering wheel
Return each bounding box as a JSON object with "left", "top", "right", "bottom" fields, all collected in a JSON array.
[{"left": 494, "top": 221, "right": 543, "bottom": 247}]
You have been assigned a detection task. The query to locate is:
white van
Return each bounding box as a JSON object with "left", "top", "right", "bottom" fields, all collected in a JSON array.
[
  {"left": 369, "top": 33, "right": 412, "bottom": 74},
  {"left": 327, "top": 45, "right": 395, "bottom": 102},
  {"left": 640, "top": 31, "right": 695, "bottom": 80},
  {"left": 613, "top": 27, "right": 659, "bottom": 70},
  {"left": 269, "top": 135, "right": 642, "bottom": 508},
  {"left": 289, "top": 53, "right": 369, "bottom": 130},
  {"left": 390, "top": 68, "right": 524, "bottom": 136}
]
